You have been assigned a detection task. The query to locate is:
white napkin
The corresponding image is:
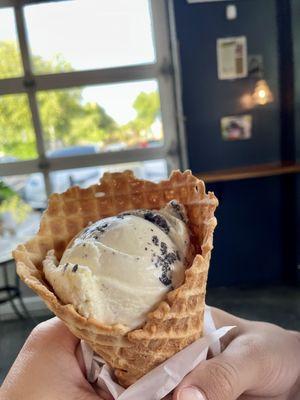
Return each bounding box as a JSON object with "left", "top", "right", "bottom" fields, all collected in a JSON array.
[{"left": 81, "top": 306, "right": 234, "bottom": 400}]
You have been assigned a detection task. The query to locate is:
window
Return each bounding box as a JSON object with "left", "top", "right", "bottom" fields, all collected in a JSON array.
[
  {"left": 24, "top": 0, "right": 155, "bottom": 73},
  {"left": 0, "top": 0, "right": 182, "bottom": 236},
  {"left": 36, "top": 80, "right": 163, "bottom": 155}
]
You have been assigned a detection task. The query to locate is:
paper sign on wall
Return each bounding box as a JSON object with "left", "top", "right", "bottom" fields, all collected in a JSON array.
[{"left": 217, "top": 36, "right": 248, "bottom": 80}]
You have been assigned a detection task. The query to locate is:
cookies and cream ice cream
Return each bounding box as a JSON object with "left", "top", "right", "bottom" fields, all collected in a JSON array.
[{"left": 43, "top": 201, "right": 190, "bottom": 329}]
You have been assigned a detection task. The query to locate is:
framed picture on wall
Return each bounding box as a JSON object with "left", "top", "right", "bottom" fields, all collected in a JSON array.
[
  {"left": 217, "top": 36, "right": 248, "bottom": 79},
  {"left": 221, "top": 115, "right": 252, "bottom": 141}
]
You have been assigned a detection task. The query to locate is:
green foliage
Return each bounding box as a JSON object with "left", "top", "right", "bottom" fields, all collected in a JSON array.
[
  {"left": 0, "top": 40, "right": 161, "bottom": 160},
  {"left": 0, "top": 195, "right": 31, "bottom": 223},
  {"left": 133, "top": 91, "right": 160, "bottom": 130},
  {"left": 69, "top": 102, "right": 117, "bottom": 145},
  {"left": 0, "top": 181, "right": 31, "bottom": 222},
  {"left": 0, "top": 40, "right": 23, "bottom": 78},
  {"left": 0, "top": 42, "right": 37, "bottom": 158},
  {"left": 0, "top": 181, "right": 15, "bottom": 203},
  {"left": 122, "top": 91, "right": 161, "bottom": 145},
  {"left": 33, "top": 53, "right": 73, "bottom": 75},
  {"left": 37, "top": 87, "right": 83, "bottom": 148}
]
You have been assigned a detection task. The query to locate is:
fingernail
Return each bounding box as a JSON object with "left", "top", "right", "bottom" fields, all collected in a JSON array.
[{"left": 178, "top": 386, "right": 205, "bottom": 400}]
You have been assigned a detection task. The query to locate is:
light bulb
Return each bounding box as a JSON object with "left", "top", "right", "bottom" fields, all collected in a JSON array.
[{"left": 252, "top": 80, "right": 274, "bottom": 105}]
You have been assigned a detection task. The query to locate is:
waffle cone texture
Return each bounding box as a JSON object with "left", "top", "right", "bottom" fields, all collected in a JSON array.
[{"left": 14, "top": 170, "right": 218, "bottom": 387}]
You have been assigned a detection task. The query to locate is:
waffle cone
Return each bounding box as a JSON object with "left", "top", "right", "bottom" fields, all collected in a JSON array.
[{"left": 13, "top": 170, "right": 218, "bottom": 387}]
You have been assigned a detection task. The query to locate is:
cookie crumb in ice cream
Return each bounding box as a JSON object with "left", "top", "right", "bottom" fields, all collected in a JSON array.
[
  {"left": 159, "top": 275, "right": 172, "bottom": 286},
  {"left": 169, "top": 200, "right": 186, "bottom": 222},
  {"left": 63, "top": 263, "right": 69, "bottom": 272},
  {"left": 166, "top": 252, "right": 177, "bottom": 264},
  {"left": 144, "top": 211, "right": 170, "bottom": 234},
  {"left": 72, "top": 264, "right": 78, "bottom": 273},
  {"left": 160, "top": 242, "right": 167, "bottom": 255},
  {"left": 152, "top": 235, "right": 159, "bottom": 246},
  {"left": 96, "top": 223, "right": 108, "bottom": 233}
]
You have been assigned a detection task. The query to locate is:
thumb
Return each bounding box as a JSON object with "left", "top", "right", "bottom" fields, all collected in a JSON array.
[{"left": 173, "top": 336, "right": 260, "bottom": 400}]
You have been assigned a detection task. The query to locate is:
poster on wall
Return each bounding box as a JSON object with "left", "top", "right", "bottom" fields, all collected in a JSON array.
[
  {"left": 221, "top": 115, "right": 252, "bottom": 141},
  {"left": 217, "top": 36, "right": 248, "bottom": 80}
]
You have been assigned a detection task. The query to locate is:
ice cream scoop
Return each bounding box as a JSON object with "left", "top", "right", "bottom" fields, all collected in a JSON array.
[{"left": 43, "top": 201, "right": 190, "bottom": 329}]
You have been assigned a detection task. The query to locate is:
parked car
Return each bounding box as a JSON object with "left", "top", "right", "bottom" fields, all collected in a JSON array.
[
  {"left": 47, "top": 145, "right": 100, "bottom": 158},
  {"left": 138, "top": 139, "right": 163, "bottom": 148},
  {"left": 102, "top": 142, "right": 127, "bottom": 152}
]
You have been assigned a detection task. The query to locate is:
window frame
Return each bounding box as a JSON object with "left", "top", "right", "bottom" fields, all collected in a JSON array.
[{"left": 0, "top": 0, "right": 187, "bottom": 195}]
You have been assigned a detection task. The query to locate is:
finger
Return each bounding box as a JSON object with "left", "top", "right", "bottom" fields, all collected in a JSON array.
[
  {"left": 29, "top": 317, "right": 79, "bottom": 353},
  {"left": 218, "top": 326, "right": 240, "bottom": 353},
  {"left": 210, "top": 307, "right": 248, "bottom": 331},
  {"left": 207, "top": 332, "right": 238, "bottom": 360},
  {"left": 93, "top": 385, "right": 114, "bottom": 400},
  {"left": 208, "top": 307, "right": 250, "bottom": 352},
  {"left": 174, "top": 335, "right": 261, "bottom": 400}
]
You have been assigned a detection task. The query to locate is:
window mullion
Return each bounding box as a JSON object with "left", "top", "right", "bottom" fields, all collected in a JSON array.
[
  {"left": 0, "top": 77, "right": 24, "bottom": 96},
  {"left": 0, "top": 147, "right": 167, "bottom": 176},
  {"left": 0, "top": 64, "right": 159, "bottom": 96},
  {"left": 14, "top": 4, "right": 52, "bottom": 196},
  {"left": 150, "top": 0, "right": 181, "bottom": 170},
  {"left": 168, "top": 0, "right": 189, "bottom": 170},
  {"left": 14, "top": 5, "right": 31, "bottom": 75}
]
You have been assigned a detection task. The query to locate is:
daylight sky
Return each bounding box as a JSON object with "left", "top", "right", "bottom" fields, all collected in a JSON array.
[{"left": 0, "top": 0, "right": 158, "bottom": 124}]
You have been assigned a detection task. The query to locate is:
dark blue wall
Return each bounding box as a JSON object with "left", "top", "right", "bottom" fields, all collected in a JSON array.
[
  {"left": 207, "top": 177, "right": 282, "bottom": 286},
  {"left": 174, "top": 0, "right": 280, "bottom": 173},
  {"left": 292, "top": 0, "right": 300, "bottom": 276},
  {"left": 173, "top": 0, "right": 291, "bottom": 286},
  {"left": 292, "top": 0, "right": 300, "bottom": 160}
]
